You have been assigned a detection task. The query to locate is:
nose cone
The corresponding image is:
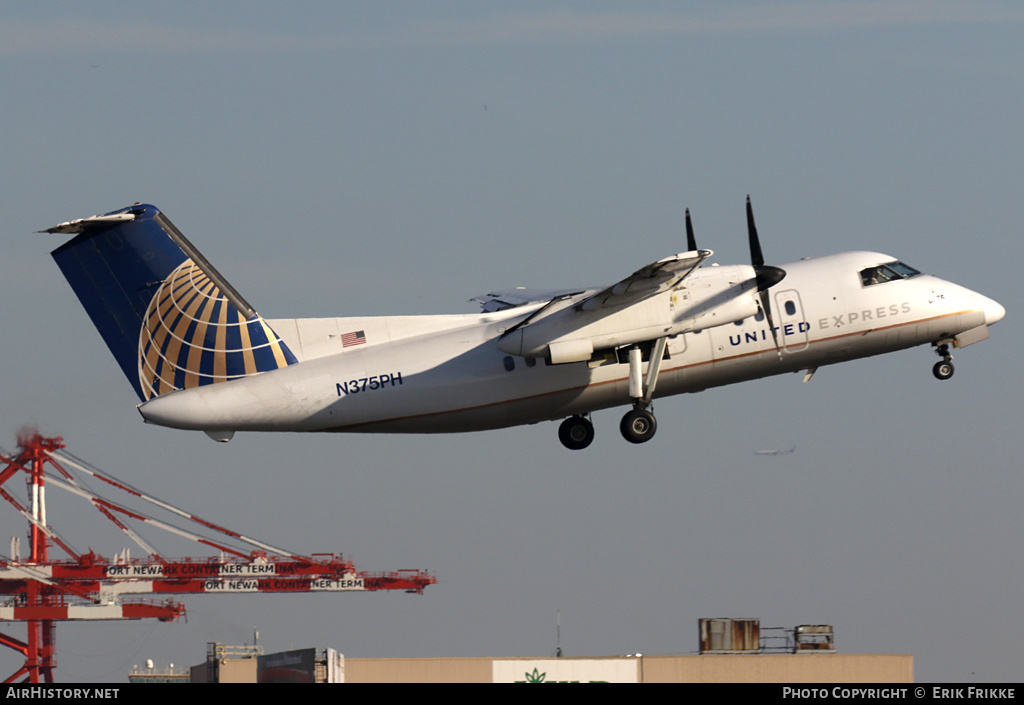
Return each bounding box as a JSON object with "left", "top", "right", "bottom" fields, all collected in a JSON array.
[{"left": 981, "top": 295, "right": 1006, "bottom": 326}]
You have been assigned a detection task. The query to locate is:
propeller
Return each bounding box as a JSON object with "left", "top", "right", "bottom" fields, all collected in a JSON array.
[{"left": 745, "top": 196, "right": 786, "bottom": 353}]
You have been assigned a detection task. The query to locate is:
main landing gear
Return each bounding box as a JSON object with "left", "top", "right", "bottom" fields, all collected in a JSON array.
[
  {"left": 620, "top": 407, "right": 657, "bottom": 444},
  {"left": 557, "top": 339, "right": 668, "bottom": 450},
  {"left": 933, "top": 343, "right": 954, "bottom": 380},
  {"left": 558, "top": 405, "right": 660, "bottom": 450},
  {"left": 558, "top": 415, "right": 595, "bottom": 450},
  {"left": 618, "top": 338, "right": 666, "bottom": 445}
]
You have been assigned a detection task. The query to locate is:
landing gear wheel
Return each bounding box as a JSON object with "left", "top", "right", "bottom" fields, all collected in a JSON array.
[
  {"left": 932, "top": 343, "right": 955, "bottom": 381},
  {"left": 933, "top": 360, "right": 954, "bottom": 380},
  {"left": 558, "top": 416, "right": 595, "bottom": 450},
  {"left": 620, "top": 408, "right": 657, "bottom": 444}
]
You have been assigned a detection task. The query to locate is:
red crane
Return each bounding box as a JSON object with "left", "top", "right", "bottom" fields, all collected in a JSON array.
[{"left": 0, "top": 432, "right": 435, "bottom": 683}]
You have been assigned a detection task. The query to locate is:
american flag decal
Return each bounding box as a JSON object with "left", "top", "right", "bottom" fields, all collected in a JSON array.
[{"left": 341, "top": 330, "right": 367, "bottom": 348}]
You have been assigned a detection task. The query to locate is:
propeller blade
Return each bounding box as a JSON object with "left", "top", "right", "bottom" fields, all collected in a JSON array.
[
  {"left": 745, "top": 195, "right": 786, "bottom": 291},
  {"left": 759, "top": 288, "right": 782, "bottom": 353},
  {"left": 745, "top": 196, "right": 786, "bottom": 355},
  {"left": 746, "top": 195, "right": 764, "bottom": 267},
  {"left": 685, "top": 208, "right": 697, "bottom": 252}
]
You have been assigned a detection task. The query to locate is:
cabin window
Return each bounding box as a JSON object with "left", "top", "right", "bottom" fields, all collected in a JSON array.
[
  {"left": 525, "top": 357, "right": 537, "bottom": 368},
  {"left": 785, "top": 300, "right": 797, "bottom": 316},
  {"left": 503, "top": 356, "right": 516, "bottom": 372}
]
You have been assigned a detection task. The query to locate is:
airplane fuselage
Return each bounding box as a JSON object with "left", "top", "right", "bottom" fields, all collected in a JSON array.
[{"left": 137, "top": 250, "right": 1004, "bottom": 436}]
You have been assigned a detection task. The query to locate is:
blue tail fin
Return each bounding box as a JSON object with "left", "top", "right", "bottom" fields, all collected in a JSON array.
[{"left": 49, "top": 204, "right": 297, "bottom": 402}]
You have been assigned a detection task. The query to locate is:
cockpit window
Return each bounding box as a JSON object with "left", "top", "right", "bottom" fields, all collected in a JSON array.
[
  {"left": 859, "top": 261, "right": 921, "bottom": 287},
  {"left": 888, "top": 261, "right": 921, "bottom": 278}
]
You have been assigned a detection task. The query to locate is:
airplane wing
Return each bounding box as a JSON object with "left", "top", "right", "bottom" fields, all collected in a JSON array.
[
  {"left": 578, "top": 249, "right": 712, "bottom": 312},
  {"left": 495, "top": 248, "right": 727, "bottom": 362},
  {"left": 477, "top": 250, "right": 712, "bottom": 314}
]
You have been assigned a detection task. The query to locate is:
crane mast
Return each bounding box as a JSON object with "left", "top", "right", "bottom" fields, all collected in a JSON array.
[{"left": 0, "top": 432, "right": 435, "bottom": 683}]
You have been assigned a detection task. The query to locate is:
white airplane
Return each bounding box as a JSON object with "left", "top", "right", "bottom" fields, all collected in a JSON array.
[
  {"left": 45, "top": 199, "right": 1004, "bottom": 450},
  {"left": 755, "top": 446, "right": 797, "bottom": 456}
]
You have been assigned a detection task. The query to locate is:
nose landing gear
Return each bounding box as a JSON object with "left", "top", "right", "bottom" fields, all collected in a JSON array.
[{"left": 933, "top": 343, "right": 954, "bottom": 380}]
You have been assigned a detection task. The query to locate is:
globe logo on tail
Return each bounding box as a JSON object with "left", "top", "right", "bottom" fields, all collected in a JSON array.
[{"left": 138, "top": 259, "right": 296, "bottom": 400}]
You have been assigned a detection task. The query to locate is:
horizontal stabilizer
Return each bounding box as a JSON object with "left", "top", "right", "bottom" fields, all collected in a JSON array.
[{"left": 42, "top": 212, "right": 137, "bottom": 234}]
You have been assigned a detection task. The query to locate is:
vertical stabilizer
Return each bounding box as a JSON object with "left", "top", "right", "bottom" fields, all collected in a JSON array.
[{"left": 49, "top": 204, "right": 297, "bottom": 401}]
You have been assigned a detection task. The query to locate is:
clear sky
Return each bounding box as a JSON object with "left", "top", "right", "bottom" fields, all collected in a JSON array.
[{"left": 1, "top": 1, "right": 1022, "bottom": 682}]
